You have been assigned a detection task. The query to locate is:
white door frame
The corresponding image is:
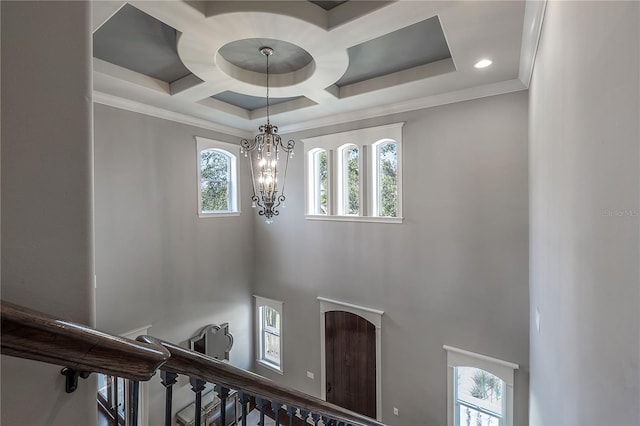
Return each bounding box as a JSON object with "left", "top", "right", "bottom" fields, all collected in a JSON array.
[{"left": 318, "top": 297, "right": 383, "bottom": 421}]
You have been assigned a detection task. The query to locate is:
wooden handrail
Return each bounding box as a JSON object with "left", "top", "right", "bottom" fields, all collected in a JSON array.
[
  {"left": 138, "top": 336, "right": 385, "bottom": 426},
  {"left": 1, "top": 300, "right": 384, "bottom": 426},
  {"left": 0, "top": 300, "right": 169, "bottom": 381}
]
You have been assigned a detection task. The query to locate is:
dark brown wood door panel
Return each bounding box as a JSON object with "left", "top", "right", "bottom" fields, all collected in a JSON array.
[{"left": 325, "top": 310, "right": 376, "bottom": 418}]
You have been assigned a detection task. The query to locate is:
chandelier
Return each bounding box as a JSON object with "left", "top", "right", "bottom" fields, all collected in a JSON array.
[{"left": 240, "top": 47, "right": 295, "bottom": 224}]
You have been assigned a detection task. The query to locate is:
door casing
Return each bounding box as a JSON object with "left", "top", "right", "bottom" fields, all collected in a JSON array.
[{"left": 318, "top": 297, "right": 383, "bottom": 421}]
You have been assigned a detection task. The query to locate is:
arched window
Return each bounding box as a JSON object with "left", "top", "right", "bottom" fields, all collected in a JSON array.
[
  {"left": 338, "top": 144, "right": 360, "bottom": 215},
  {"left": 255, "top": 296, "right": 283, "bottom": 373},
  {"left": 308, "top": 148, "right": 329, "bottom": 215},
  {"left": 454, "top": 367, "right": 506, "bottom": 426},
  {"left": 372, "top": 139, "right": 399, "bottom": 217},
  {"left": 302, "top": 123, "right": 403, "bottom": 222},
  {"left": 445, "top": 345, "right": 519, "bottom": 426},
  {"left": 196, "top": 137, "right": 239, "bottom": 216}
]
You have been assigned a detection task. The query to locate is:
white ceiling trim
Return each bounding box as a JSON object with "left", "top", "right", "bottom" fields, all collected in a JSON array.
[
  {"left": 93, "top": 77, "right": 525, "bottom": 138},
  {"left": 91, "top": 1, "right": 541, "bottom": 136},
  {"left": 93, "top": 91, "right": 252, "bottom": 139},
  {"left": 518, "top": 0, "right": 548, "bottom": 88},
  {"left": 278, "top": 78, "right": 526, "bottom": 134},
  {"left": 94, "top": 58, "right": 169, "bottom": 94}
]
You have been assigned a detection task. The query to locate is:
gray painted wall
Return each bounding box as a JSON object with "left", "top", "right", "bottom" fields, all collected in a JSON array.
[
  {"left": 93, "top": 104, "right": 254, "bottom": 425},
  {"left": 1, "top": 1, "right": 96, "bottom": 425},
  {"left": 529, "top": 2, "right": 640, "bottom": 425},
  {"left": 253, "top": 91, "right": 530, "bottom": 425}
]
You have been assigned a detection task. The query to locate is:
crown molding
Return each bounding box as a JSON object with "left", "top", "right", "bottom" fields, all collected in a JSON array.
[
  {"left": 93, "top": 91, "right": 253, "bottom": 139},
  {"left": 95, "top": 77, "right": 526, "bottom": 139},
  {"left": 277, "top": 78, "right": 526, "bottom": 134},
  {"left": 518, "top": 0, "right": 548, "bottom": 88}
]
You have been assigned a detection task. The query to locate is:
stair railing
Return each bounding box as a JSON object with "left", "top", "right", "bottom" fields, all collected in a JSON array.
[{"left": 0, "top": 300, "right": 385, "bottom": 426}]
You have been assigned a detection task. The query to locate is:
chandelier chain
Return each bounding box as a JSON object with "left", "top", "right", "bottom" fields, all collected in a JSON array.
[{"left": 266, "top": 52, "right": 270, "bottom": 125}]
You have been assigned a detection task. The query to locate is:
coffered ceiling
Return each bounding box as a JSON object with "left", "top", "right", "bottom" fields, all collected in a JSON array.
[{"left": 92, "top": 1, "right": 545, "bottom": 136}]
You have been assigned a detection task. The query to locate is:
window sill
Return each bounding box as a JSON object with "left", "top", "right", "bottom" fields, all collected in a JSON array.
[
  {"left": 198, "top": 211, "right": 241, "bottom": 218},
  {"left": 305, "top": 215, "right": 404, "bottom": 224},
  {"left": 256, "top": 359, "right": 283, "bottom": 375}
]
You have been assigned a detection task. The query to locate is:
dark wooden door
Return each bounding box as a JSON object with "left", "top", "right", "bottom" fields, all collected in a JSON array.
[{"left": 325, "top": 310, "right": 376, "bottom": 418}]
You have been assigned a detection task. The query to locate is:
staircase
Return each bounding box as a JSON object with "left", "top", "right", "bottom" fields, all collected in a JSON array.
[{"left": 1, "top": 300, "right": 384, "bottom": 426}]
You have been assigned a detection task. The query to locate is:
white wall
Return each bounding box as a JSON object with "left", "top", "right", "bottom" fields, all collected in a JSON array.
[
  {"left": 93, "top": 104, "right": 255, "bottom": 425},
  {"left": 1, "top": 1, "right": 96, "bottom": 425},
  {"left": 529, "top": 1, "right": 640, "bottom": 424},
  {"left": 253, "top": 91, "right": 530, "bottom": 426}
]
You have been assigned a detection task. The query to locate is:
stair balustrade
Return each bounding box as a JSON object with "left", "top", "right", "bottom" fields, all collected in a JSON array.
[{"left": 0, "top": 300, "right": 385, "bottom": 426}]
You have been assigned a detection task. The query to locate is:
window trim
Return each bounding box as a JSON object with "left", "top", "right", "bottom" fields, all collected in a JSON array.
[
  {"left": 195, "top": 137, "right": 240, "bottom": 218},
  {"left": 444, "top": 345, "right": 519, "bottom": 426},
  {"left": 302, "top": 122, "right": 404, "bottom": 223},
  {"left": 254, "top": 295, "right": 284, "bottom": 374}
]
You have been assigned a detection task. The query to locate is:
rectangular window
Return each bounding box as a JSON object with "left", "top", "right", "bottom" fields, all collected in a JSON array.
[
  {"left": 255, "top": 296, "right": 283, "bottom": 373},
  {"left": 196, "top": 137, "right": 240, "bottom": 217}
]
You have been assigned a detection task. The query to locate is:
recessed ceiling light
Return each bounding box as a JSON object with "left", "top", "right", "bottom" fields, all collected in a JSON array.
[{"left": 474, "top": 59, "right": 493, "bottom": 69}]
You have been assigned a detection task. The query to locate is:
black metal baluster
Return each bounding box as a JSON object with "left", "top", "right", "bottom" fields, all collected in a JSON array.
[
  {"left": 271, "top": 402, "right": 282, "bottom": 425},
  {"left": 321, "top": 416, "right": 330, "bottom": 426},
  {"left": 287, "top": 405, "right": 297, "bottom": 426},
  {"left": 130, "top": 381, "right": 140, "bottom": 426},
  {"left": 189, "top": 377, "right": 206, "bottom": 426},
  {"left": 256, "top": 397, "right": 268, "bottom": 426},
  {"left": 239, "top": 392, "right": 250, "bottom": 426},
  {"left": 215, "top": 385, "right": 230, "bottom": 426},
  {"left": 311, "top": 413, "right": 320, "bottom": 426},
  {"left": 299, "top": 408, "right": 310, "bottom": 426},
  {"left": 160, "top": 371, "right": 178, "bottom": 426}
]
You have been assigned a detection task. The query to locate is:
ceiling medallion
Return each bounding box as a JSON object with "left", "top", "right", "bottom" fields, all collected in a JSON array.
[{"left": 240, "top": 47, "right": 295, "bottom": 224}]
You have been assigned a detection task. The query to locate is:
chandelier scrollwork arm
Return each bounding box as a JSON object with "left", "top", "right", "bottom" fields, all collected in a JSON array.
[{"left": 239, "top": 47, "right": 295, "bottom": 224}]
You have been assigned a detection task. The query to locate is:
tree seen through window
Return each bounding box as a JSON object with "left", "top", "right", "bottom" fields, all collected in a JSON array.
[
  {"left": 455, "top": 367, "right": 505, "bottom": 426},
  {"left": 200, "top": 149, "right": 231, "bottom": 212},
  {"left": 345, "top": 145, "right": 359, "bottom": 215},
  {"left": 317, "top": 150, "right": 328, "bottom": 214},
  {"left": 378, "top": 142, "right": 398, "bottom": 217}
]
